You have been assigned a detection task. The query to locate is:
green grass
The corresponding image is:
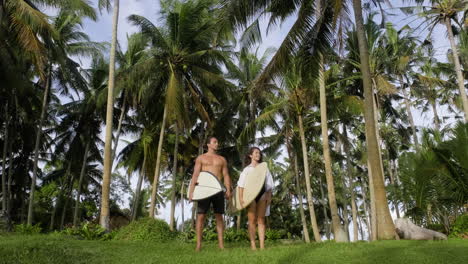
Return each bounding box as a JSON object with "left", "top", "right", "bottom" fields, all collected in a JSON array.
[{"left": 0, "top": 234, "right": 467, "bottom": 264}]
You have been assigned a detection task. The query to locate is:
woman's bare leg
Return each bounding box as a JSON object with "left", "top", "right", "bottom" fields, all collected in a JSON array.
[
  {"left": 247, "top": 201, "right": 257, "bottom": 250},
  {"left": 256, "top": 198, "right": 268, "bottom": 249}
]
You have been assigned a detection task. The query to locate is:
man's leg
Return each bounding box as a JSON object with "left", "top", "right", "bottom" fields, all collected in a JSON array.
[
  {"left": 247, "top": 201, "right": 257, "bottom": 250},
  {"left": 214, "top": 213, "right": 225, "bottom": 249},
  {"left": 196, "top": 213, "right": 206, "bottom": 251},
  {"left": 256, "top": 199, "right": 268, "bottom": 249}
]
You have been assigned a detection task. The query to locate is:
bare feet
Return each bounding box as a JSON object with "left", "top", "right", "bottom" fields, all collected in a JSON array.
[{"left": 250, "top": 242, "right": 257, "bottom": 251}]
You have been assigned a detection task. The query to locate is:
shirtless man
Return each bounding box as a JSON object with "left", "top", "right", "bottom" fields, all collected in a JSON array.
[{"left": 188, "top": 136, "right": 232, "bottom": 251}]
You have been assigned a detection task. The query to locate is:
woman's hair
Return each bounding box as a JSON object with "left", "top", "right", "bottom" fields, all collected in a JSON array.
[{"left": 244, "top": 147, "right": 263, "bottom": 165}]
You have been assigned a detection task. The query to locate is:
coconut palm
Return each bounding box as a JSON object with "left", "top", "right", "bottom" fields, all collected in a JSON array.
[
  {"left": 351, "top": 0, "right": 396, "bottom": 240},
  {"left": 127, "top": 0, "right": 234, "bottom": 218}
]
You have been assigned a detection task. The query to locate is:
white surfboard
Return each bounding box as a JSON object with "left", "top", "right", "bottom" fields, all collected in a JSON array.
[
  {"left": 228, "top": 162, "right": 268, "bottom": 213},
  {"left": 188, "top": 171, "right": 225, "bottom": 201}
]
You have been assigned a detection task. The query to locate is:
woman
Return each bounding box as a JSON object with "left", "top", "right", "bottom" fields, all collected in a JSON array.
[{"left": 238, "top": 147, "right": 274, "bottom": 250}]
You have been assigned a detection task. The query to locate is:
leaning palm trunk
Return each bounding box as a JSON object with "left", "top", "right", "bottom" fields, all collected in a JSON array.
[
  {"left": 445, "top": 17, "right": 468, "bottom": 121},
  {"left": 319, "top": 61, "right": 348, "bottom": 241},
  {"left": 100, "top": 0, "right": 120, "bottom": 231},
  {"left": 27, "top": 66, "right": 51, "bottom": 225},
  {"left": 297, "top": 113, "right": 322, "bottom": 242},
  {"left": 318, "top": 174, "right": 330, "bottom": 239},
  {"left": 2, "top": 103, "right": 9, "bottom": 212},
  {"left": 169, "top": 124, "right": 180, "bottom": 231},
  {"left": 73, "top": 141, "right": 90, "bottom": 227},
  {"left": 352, "top": 0, "right": 396, "bottom": 240},
  {"left": 288, "top": 140, "right": 310, "bottom": 243},
  {"left": 149, "top": 106, "right": 168, "bottom": 218},
  {"left": 316, "top": 0, "right": 348, "bottom": 242}
]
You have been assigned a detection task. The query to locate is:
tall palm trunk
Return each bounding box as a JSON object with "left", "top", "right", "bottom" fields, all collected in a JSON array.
[
  {"left": 297, "top": 113, "right": 322, "bottom": 242},
  {"left": 27, "top": 66, "right": 51, "bottom": 225},
  {"left": 367, "top": 160, "right": 377, "bottom": 241},
  {"left": 2, "top": 103, "right": 9, "bottom": 212},
  {"left": 180, "top": 166, "right": 185, "bottom": 232},
  {"left": 149, "top": 106, "right": 168, "bottom": 218},
  {"left": 73, "top": 141, "right": 90, "bottom": 227},
  {"left": 431, "top": 101, "right": 441, "bottom": 132},
  {"left": 387, "top": 160, "right": 400, "bottom": 219},
  {"left": 445, "top": 17, "right": 468, "bottom": 121},
  {"left": 319, "top": 56, "right": 348, "bottom": 242},
  {"left": 61, "top": 169, "right": 76, "bottom": 229},
  {"left": 169, "top": 124, "right": 180, "bottom": 231},
  {"left": 399, "top": 77, "right": 419, "bottom": 148},
  {"left": 131, "top": 156, "right": 146, "bottom": 221},
  {"left": 50, "top": 163, "right": 71, "bottom": 230},
  {"left": 352, "top": 0, "right": 396, "bottom": 240},
  {"left": 288, "top": 140, "right": 310, "bottom": 243},
  {"left": 342, "top": 124, "right": 359, "bottom": 241},
  {"left": 318, "top": 174, "right": 330, "bottom": 239},
  {"left": 112, "top": 98, "right": 127, "bottom": 161},
  {"left": 100, "top": 0, "right": 119, "bottom": 231}
]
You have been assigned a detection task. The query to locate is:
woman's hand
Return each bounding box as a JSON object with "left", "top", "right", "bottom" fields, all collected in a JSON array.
[
  {"left": 240, "top": 198, "right": 245, "bottom": 208},
  {"left": 265, "top": 191, "right": 272, "bottom": 205}
]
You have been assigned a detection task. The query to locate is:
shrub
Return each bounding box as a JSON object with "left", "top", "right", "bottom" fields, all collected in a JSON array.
[
  {"left": 14, "top": 224, "right": 42, "bottom": 234},
  {"left": 114, "top": 218, "right": 176, "bottom": 242},
  {"left": 265, "top": 229, "right": 288, "bottom": 241},
  {"left": 61, "top": 223, "right": 114, "bottom": 241},
  {"left": 449, "top": 214, "right": 468, "bottom": 238}
]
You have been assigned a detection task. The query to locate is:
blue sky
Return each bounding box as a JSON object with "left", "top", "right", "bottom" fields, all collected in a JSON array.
[{"left": 45, "top": 0, "right": 455, "bottom": 233}]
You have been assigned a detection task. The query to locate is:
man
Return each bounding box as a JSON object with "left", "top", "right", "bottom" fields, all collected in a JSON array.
[{"left": 188, "top": 137, "right": 232, "bottom": 251}]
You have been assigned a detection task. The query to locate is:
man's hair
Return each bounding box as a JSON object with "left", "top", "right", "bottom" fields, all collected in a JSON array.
[{"left": 205, "top": 136, "right": 217, "bottom": 145}]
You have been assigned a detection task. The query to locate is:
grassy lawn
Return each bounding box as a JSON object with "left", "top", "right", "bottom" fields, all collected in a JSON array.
[{"left": 0, "top": 235, "right": 467, "bottom": 264}]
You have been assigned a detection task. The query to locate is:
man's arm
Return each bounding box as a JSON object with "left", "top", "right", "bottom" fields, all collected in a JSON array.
[
  {"left": 222, "top": 157, "right": 232, "bottom": 199},
  {"left": 188, "top": 157, "right": 202, "bottom": 202}
]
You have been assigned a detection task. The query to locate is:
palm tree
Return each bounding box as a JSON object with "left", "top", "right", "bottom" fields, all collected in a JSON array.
[
  {"left": 409, "top": 0, "right": 468, "bottom": 120},
  {"left": 352, "top": 0, "right": 396, "bottom": 240},
  {"left": 100, "top": 0, "right": 119, "bottom": 230},
  {"left": 128, "top": 0, "right": 234, "bottom": 218},
  {"left": 27, "top": 5, "right": 98, "bottom": 225}
]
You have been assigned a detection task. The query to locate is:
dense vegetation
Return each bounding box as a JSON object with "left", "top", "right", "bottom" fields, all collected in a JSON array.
[{"left": 0, "top": 0, "right": 467, "bottom": 245}]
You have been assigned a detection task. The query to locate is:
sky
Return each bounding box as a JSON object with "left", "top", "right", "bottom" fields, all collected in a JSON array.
[{"left": 44, "top": 0, "right": 457, "bottom": 235}]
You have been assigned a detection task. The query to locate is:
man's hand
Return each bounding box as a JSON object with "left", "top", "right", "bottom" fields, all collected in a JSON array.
[{"left": 225, "top": 189, "right": 232, "bottom": 200}]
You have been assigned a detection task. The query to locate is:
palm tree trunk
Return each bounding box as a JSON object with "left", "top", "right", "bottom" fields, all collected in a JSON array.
[
  {"left": 149, "top": 106, "right": 168, "bottom": 218},
  {"left": 297, "top": 113, "right": 322, "bottom": 242},
  {"left": 73, "top": 141, "right": 90, "bottom": 227},
  {"left": 100, "top": 0, "right": 119, "bottom": 231},
  {"left": 2, "top": 102, "right": 9, "bottom": 212},
  {"left": 317, "top": 174, "right": 329, "bottom": 239},
  {"left": 50, "top": 163, "right": 71, "bottom": 230},
  {"left": 288, "top": 140, "right": 310, "bottom": 243},
  {"left": 319, "top": 57, "right": 348, "bottom": 242},
  {"left": 342, "top": 124, "right": 359, "bottom": 241},
  {"left": 169, "top": 124, "right": 180, "bottom": 231},
  {"left": 180, "top": 167, "right": 185, "bottom": 232},
  {"left": 445, "top": 17, "right": 468, "bottom": 121},
  {"left": 387, "top": 160, "right": 400, "bottom": 219},
  {"left": 352, "top": 0, "right": 396, "bottom": 240},
  {"left": 131, "top": 157, "right": 146, "bottom": 221},
  {"left": 60, "top": 171, "right": 75, "bottom": 229},
  {"left": 399, "top": 76, "right": 419, "bottom": 148},
  {"left": 431, "top": 101, "right": 440, "bottom": 132},
  {"left": 367, "top": 160, "right": 377, "bottom": 241},
  {"left": 112, "top": 97, "right": 127, "bottom": 162},
  {"left": 27, "top": 66, "right": 51, "bottom": 225},
  {"left": 6, "top": 145, "right": 13, "bottom": 215}
]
